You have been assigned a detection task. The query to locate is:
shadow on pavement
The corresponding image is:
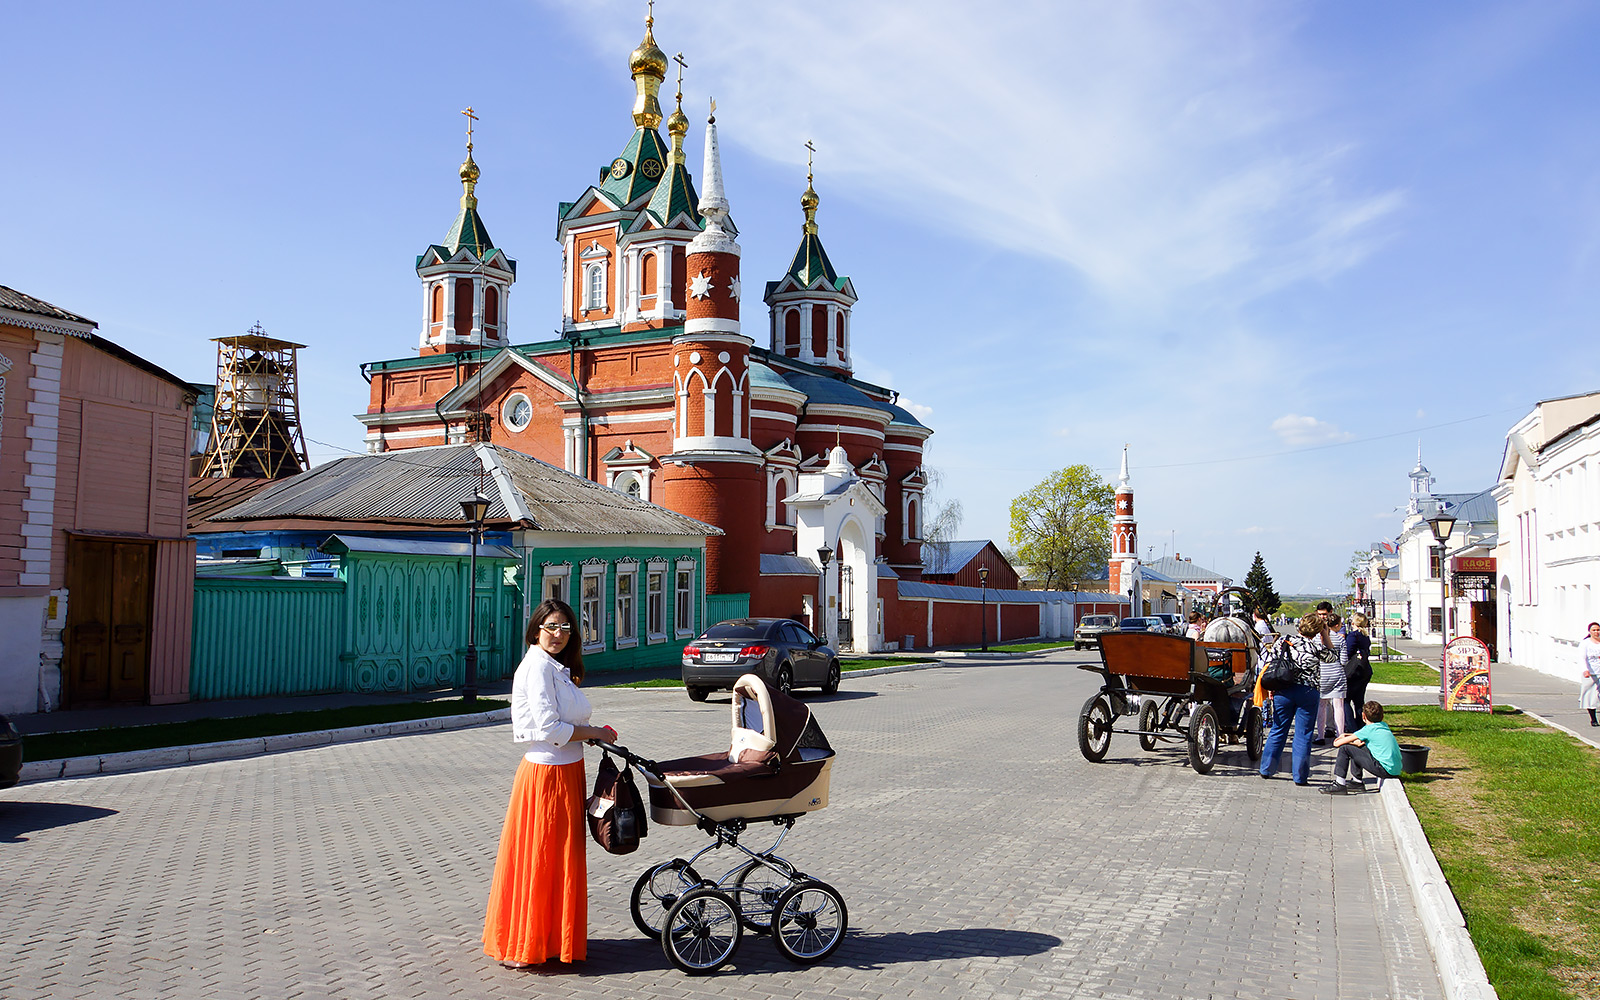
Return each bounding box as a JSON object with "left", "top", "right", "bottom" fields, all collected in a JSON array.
[{"left": 0, "top": 801, "right": 119, "bottom": 843}]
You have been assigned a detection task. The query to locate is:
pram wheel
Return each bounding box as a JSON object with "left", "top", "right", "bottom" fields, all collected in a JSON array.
[
  {"left": 630, "top": 859, "right": 703, "bottom": 940},
  {"left": 731, "top": 859, "right": 794, "bottom": 932},
  {"left": 662, "top": 887, "right": 742, "bottom": 975},
  {"left": 770, "top": 879, "right": 847, "bottom": 964}
]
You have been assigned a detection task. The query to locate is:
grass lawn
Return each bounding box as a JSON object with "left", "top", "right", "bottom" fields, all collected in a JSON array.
[
  {"left": 23, "top": 698, "right": 510, "bottom": 763},
  {"left": 1388, "top": 705, "right": 1600, "bottom": 1000},
  {"left": 1371, "top": 659, "right": 1441, "bottom": 686}
]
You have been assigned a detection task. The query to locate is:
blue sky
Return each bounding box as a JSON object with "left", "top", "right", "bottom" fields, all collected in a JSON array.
[{"left": 4, "top": 1, "right": 1596, "bottom": 591}]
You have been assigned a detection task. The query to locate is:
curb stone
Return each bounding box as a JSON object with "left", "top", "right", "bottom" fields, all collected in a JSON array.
[
  {"left": 1379, "top": 780, "right": 1498, "bottom": 1000},
  {"left": 18, "top": 708, "right": 513, "bottom": 784}
]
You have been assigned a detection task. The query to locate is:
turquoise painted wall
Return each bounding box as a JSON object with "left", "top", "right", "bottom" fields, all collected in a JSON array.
[{"left": 192, "top": 577, "right": 345, "bottom": 699}]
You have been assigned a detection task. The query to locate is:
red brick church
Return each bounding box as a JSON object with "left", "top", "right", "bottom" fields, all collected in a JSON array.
[{"left": 357, "top": 13, "right": 933, "bottom": 651}]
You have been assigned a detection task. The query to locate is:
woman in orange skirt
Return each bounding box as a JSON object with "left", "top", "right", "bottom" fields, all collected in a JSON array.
[{"left": 484, "top": 599, "right": 617, "bottom": 970}]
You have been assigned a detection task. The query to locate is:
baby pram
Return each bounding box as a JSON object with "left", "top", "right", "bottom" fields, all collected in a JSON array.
[{"left": 594, "top": 673, "right": 846, "bottom": 974}]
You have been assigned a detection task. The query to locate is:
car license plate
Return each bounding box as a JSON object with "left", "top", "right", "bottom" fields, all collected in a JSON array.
[{"left": 702, "top": 652, "right": 735, "bottom": 663}]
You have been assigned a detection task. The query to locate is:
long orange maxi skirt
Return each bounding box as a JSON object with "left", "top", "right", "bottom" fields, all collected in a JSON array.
[{"left": 483, "top": 758, "right": 588, "bottom": 964}]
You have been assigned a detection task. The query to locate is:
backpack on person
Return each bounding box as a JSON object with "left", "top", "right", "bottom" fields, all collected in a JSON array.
[{"left": 587, "top": 751, "right": 648, "bottom": 855}]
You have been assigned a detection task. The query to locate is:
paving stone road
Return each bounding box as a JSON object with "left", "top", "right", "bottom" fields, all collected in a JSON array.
[{"left": 2, "top": 652, "right": 1446, "bottom": 999}]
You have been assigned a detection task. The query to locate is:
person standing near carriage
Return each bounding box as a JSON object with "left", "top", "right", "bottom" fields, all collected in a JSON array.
[
  {"left": 1260, "top": 615, "right": 1335, "bottom": 785},
  {"left": 484, "top": 599, "right": 620, "bottom": 970},
  {"left": 1344, "top": 613, "right": 1374, "bottom": 730},
  {"left": 1312, "top": 604, "right": 1349, "bottom": 742}
]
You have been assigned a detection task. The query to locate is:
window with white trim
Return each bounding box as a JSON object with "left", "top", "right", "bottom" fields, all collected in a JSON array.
[
  {"left": 612, "top": 470, "right": 643, "bottom": 500},
  {"left": 581, "top": 566, "right": 605, "bottom": 649},
  {"left": 647, "top": 565, "right": 666, "bottom": 641},
  {"left": 584, "top": 263, "right": 606, "bottom": 310},
  {"left": 502, "top": 392, "right": 533, "bottom": 433},
  {"left": 615, "top": 562, "right": 638, "bottom": 647},
  {"left": 675, "top": 564, "right": 695, "bottom": 637},
  {"left": 541, "top": 563, "right": 569, "bottom": 605}
]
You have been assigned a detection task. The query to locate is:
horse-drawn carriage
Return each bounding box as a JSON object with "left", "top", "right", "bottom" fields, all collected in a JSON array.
[{"left": 1076, "top": 595, "right": 1266, "bottom": 773}]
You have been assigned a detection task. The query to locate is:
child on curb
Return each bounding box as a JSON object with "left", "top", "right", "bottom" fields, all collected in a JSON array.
[{"left": 1320, "top": 700, "right": 1402, "bottom": 795}]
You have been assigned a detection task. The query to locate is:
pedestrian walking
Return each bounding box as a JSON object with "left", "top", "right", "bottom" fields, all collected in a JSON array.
[
  {"left": 483, "top": 599, "right": 619, "bottom": 970},
  {"left": 1252, "top": 609, "right": 1274, "bottom": 638},
  {"left": 1580, "top": 621, "right": 1600, "bottom": 728},
  {"left": 1312, "top": 606, "right": 1349, "bottom": 742},
  {"left": 1344, "top": 613, "right": 1374, "bottom": 732},
  {"left": 1260, "top": 615, "right": 1334, "bottom": 785}
]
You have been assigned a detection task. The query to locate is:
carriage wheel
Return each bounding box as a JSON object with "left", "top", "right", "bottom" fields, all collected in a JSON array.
[
  {"left": 1245, "top": 705, "right": 1265, "bottom": 761},
  {"left": 630, "top": 859, "right": 702, "bottom": 940},
  {"left": 771, "top": 879, "right": 848, "bottom": 964},
  {"left": 1138, "top": 700, "right": 1160, "bottom": 751},
  {"left": 662, "top": 888, "right": 743, "bottom": 975},
  {"left": 1188, "top": 704, "right": 1219, "bottom": 774},
  {"left": 1078, "top": 695, "right": 1114, "bottom": 762},
  {"left": 731, "top": 859, "right": 794, "bottom": 933}
]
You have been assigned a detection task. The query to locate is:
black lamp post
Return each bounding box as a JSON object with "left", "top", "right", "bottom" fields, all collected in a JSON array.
[
  {"left": 1372, "top": 549, "right": 1390, "bottom": 662},
  {"left": 979, "top": 564, "right": 990, "bottom": 652},
  {"left": 460, "top": 493, "right": 491, "bottom": 702},
  {"left": 816, "top": 546, "right": 832, "bottom": 645},
  {"left": 1428, "top": 509, "right": 1457, "bottom": 703}
]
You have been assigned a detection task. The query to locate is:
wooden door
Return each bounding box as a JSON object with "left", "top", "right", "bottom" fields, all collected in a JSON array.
[
  {"left": 1471, "top": 601, "right": 1498, "bottom": 661},
  {"left": 65, "top": 537, "right": 153, "bottom": 706}
]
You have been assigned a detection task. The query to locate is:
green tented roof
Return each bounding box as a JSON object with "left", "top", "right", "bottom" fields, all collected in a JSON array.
[
  {"left": 599, "top": 128, "right": 670, "bottom": 206},
  {"left": 787, "top": 232, "right": 839, "bottom": 287},
  {"left": 644, "top": 159, "right": 702, "bottom": 229},
  {"left": 443, "top": 204, "right": 494, "bottom": 258}
]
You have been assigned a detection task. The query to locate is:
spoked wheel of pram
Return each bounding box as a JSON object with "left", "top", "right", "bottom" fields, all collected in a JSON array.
[
  {"left": 770, "top": 879, "right": 847, "bottom": 964},
  {"left": 662, "top": 887, "right": 743, "bottom": 974},
  {"left": 730, "top": 859, "right": 799, "bottom": 933},
  {"left": 630, "top": 859, "right": 703, "bottom": 940}
]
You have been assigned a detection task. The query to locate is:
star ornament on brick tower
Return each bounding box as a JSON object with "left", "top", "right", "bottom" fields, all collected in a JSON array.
[
  {"left": 728, "top": 276, "right": 741, "bottom": 300},
  {"left": 690, "top": 271, "right": 713, "bottom": 299}
]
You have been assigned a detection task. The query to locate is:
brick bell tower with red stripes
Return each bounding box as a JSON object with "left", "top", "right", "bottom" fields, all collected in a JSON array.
[
  {"left": 659, "top": 100, "right": 764, "bottom": 595},
  {"left": 1108, "top": 445, "right": 1140, "bottom": 603}
]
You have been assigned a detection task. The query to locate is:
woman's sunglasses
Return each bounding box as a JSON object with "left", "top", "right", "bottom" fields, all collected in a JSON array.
[{"left": 539, "top": 622, "right": 573, "bottom": 634}]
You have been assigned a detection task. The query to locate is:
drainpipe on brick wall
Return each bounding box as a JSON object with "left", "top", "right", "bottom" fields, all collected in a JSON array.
[{"left": 567, "top": 333, "right": 589, "bottom": 480}]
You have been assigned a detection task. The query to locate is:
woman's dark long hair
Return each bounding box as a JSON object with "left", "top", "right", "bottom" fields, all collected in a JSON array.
[{"left": 526, "top": 598, "right": 584, "bottom": 684}]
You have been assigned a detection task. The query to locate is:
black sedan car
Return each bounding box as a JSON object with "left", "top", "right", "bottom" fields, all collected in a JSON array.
[
  {"left": 1, "top": 715, "right": 22, "bottom": 789},
  {"left": 682, "top": 618, "right": 840, "bottom": 702}
]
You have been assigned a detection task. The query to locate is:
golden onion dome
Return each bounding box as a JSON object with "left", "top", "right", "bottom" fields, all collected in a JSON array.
[
  {"left": 459, "top": 152, "right": 481, "bottom": 186},
  {"left": 801, "top": 182, "right": 819, "bottom": 213},
  {"left": 666, "top": 106, "right": 689, "bottom": 137},
  {"left": 630, "top": 21, "right": 668, "bottom": 80}
]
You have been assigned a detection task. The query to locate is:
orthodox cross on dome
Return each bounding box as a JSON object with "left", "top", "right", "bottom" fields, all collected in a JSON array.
[
  {"left": 805, "top": 139, "right": 815, "bottom": 185},
  {"left": 461, "top": 106, "right": 478, "bottom": 152},
  {"left": 673, "top": 52, "right": 687, "bottom": 109}
]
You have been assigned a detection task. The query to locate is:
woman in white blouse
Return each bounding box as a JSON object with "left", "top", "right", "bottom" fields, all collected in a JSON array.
[
  {"left": 483, "top": 599, "right": 618, "bottom": 970},
  {"left": 1580, "top": 621, "right": 1600, "bottom": 728}
]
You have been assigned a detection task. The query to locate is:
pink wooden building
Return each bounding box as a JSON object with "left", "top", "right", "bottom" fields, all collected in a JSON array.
[{"left": 1, "top": 286, "right": 196, "bottom": 714}]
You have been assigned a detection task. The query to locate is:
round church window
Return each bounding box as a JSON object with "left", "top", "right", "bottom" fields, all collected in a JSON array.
[{"left": 502, "top": 393, "right": 533, "bottom": 432}]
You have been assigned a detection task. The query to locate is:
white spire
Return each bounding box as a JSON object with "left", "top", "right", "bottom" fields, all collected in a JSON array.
[
  {"left": 1119, "top": 444, "right": 1130, "bottom": 488},
  {"left": 697, "top": 98, "right": 728, "bottom": 230}
]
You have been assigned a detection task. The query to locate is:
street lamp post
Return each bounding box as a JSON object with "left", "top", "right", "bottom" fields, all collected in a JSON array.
[
  {"left": 816, "top": 546, "right": 832, "bottom": 645},
  {"left": 460, "top": 493, "right": 491, "bottom": 703},
  {"left": 1374, "top": 560, "right": 1390, "bottom": 662},
  {"left": 1427, "top": 510, "right": 1457, "bottom": 704},
  {"left": 979, "top": 565, "right": 990, "bottom": 652}
]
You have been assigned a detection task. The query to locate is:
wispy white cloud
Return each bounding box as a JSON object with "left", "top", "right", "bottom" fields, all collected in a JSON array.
[
  {"left": 900, "top": 399, "right": 935, "bottom": 421},
  {"left": 1271, "top": 414, "right": 1355, "bottom": 447},
  {"left": 549, "top": 0, "right": 1402, "bottom": 311}
]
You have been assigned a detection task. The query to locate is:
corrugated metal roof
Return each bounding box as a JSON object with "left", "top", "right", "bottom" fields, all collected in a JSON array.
[
  {"left": 207, "top": 443, "right": 720, "bottom": 537},
  {"left": 0, "top": 284, "right": 96, "bottom": 327},
  {"left": 760, "top": 553, "right": 820, "bottom": 576},
  {"left": 921, "top": 539, "right": 990, "bottom": 576},
  {"left": 320, "top": 534, "right": 519, "bottom": 560},
  {"left": 1141, "top": 555, "right": 1231, "bottom": 584}
]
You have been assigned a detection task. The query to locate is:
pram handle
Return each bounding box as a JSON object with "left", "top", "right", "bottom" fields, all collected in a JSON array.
[{"left": 587, "top": 739, "right": 661, "bottom": 778}]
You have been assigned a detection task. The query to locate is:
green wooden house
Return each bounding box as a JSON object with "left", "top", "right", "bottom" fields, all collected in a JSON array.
[{"left": 190, "top": 443, "right": 726, "bottom": 699}]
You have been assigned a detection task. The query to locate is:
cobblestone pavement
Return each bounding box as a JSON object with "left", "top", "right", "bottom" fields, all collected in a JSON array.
[{"left": 2, "top": 652, "right": 1445, "bottom": 999}]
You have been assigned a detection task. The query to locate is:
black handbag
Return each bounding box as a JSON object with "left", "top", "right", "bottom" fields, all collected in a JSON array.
[
  {"left": 1259, "top": 639, "right": 1299, "bottom": 692},
  {"left": 587, "top": 752, "right": 648, "bottom": 855}
]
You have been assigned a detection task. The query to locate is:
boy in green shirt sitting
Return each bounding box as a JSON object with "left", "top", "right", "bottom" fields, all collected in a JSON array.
[{"left": 1320, "top": 700, "right": 1402, "bottom": 795}]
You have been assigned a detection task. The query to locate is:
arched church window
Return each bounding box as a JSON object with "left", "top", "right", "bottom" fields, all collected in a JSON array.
[
  {"left": 907, "top": 496, "right": 921, "bottom": 540},
  {"left": 431, "top": 284, "right": 444, "bottom": 330},
  {"left": 454, "top": 279, "right": 473, "bottom": 337},
  {"left": 640, "top": 252, "right": 658, "bottom": 299},
  {"left": 585, "top": 264, "right": 606, "bottom": 311},
  {"left": 613, "top": 470, "right": 642, "bottom": 500},
  {"left": 784, "top": 309, "right": 800, "bottom": 351},
  {"left": 483, "top": 285, "right": 500, "bottom": 334}
]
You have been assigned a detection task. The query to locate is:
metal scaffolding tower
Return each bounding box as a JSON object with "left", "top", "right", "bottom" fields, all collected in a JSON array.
[{"left": 198, "top": 324, "right": 311, "bottom": 479}]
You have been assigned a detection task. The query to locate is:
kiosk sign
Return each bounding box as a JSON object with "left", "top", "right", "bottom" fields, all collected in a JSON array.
[{"left": 1444, "top": 636, "right": 1492, "bottom": 712}]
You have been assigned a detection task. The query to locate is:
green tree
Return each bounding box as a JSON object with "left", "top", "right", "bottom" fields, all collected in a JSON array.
[
  {"left": 1242, "top": 551, "right": 1281, "bottom": 616},
  {"left": 1008, "top": 465, "right": 1114, "bottom": 590}
]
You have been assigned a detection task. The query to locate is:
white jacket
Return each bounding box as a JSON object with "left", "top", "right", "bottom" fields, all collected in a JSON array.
[{"left": 510, "top": 645, "right": 592, "bottom": 765}]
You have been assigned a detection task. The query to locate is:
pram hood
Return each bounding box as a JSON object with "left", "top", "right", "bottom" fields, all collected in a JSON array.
[{"left": 730, "top": 673, "right": 833, "bottom": 765}]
